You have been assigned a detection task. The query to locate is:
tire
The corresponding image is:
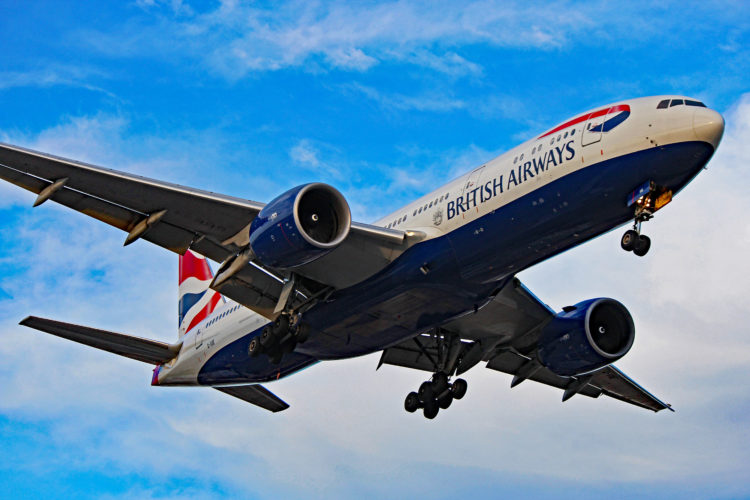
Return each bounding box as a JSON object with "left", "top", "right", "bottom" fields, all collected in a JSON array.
[
  {"left": 248, "top": 337, "right": 262, "bottom": 357},
  {"left": 633, "top": 235, "right": 651, "bottom": 257},
  {"left": 621, "top": 230, "right": 638, "bottom": 251},
  {"left": 260, "top": 325, "right": 277, "bottom": 348},
  {"left": 418, "top": 381, "right": 434, "bottom": 403},
  {"left": 451, "top": 378, "right": 468, "bottom": 400},
  {"left": 404, "top": 392, "right": 420, "bottom": 413},
  {"left": 275, "top": 315, "right": 290, "bottom": 333},
  {"left": 423, "top": 400, "right": 439, "bottom": 419},
  {"left": 438, "top": 393, "right": 453, "bottom": 410},
  {"left": 295, "top": 323, "right": 309, "bottom": 344}
]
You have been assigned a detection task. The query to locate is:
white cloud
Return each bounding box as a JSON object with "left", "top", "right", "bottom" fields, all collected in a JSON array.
[
  {"left": 77, "top": 1, "right": 595, "bottom": 78},
  {"left": 289, "top": 139, "right": 321, "bottom": 168}
]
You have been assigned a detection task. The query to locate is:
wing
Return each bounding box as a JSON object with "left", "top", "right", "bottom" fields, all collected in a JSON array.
[
  {"left": 20, "top": 316, "right": 180, "bottom": 365},
  {"left": 0, "top": 143, "right": 424, "bottom": 319},
  {"left": 214, "top": 385, "right": 289, "bottom": 412},
  {"left": 378, "top": 278, "right": 673, "bottom": 413}
]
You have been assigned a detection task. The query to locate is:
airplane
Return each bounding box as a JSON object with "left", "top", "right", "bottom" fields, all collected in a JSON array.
[{"left": 0, "top": 95, "right": 724, "bottom": 419}]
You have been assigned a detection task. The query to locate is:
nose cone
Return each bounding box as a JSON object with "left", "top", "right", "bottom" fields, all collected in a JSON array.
[{"left": 693, "top": 107, "right": 725, "bottom": 149}]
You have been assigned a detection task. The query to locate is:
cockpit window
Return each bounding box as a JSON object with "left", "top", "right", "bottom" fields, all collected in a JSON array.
[
  {"left": 670, "top": 99, "right": 684, "bottom": 107},
  {"left": 685, "top": 100, "right": 707, "bottom": 107},
  {"left": 657, "top": 99, "right": 669, "bottom": 109}
]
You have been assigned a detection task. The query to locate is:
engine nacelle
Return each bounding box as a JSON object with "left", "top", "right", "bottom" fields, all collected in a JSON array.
[
  {"left": 249, "top": 183, "right": 351, "bottom": 269},
  {"left": 537, "top": 298, "right": 635, "bottom": 377}
]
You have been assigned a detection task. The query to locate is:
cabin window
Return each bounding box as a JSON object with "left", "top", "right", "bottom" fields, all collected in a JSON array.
[
  {"left": 413, "top": 210, "right": 417, "bottom": 216},
  {"left": 445, "top": 192, "right": 449, "bottom": 199},
  {"left": 571, "top": 128, "right": 576, "bottom": 136},
  {"left": 519, "top": 153, "right": 524, "bottom": 161},
  {"left": 403, "top": 214, "right": 407, "bottom": 221},
  {"left": 657, "top": 99, "right": 670, "bottom": 109},
  {"left": 549, "top": 138, "right": 554, "bottom": 145},
  {"left": 513, "top": 156, "right": 517, "bottom": 164},
  {"left": 557, "top": 134, "right": 562, "bottom": 142},
  {"left": 429, "top": 201, "right": 433, "bottom": 208},
  {"left": 670, "top": 99, "right": 684, "bottom": 107},
  {"left": 418, "top": 207, "right": 422, "bottom": 214},
  {"left": 531, "top": 147, "right": 536, "bottom": 154},
  {"left": 563, "top": 131, "right": 568, "bottom": 139},
  {"left": 685, "top": 100, "right": 706, "bottom": 107}
]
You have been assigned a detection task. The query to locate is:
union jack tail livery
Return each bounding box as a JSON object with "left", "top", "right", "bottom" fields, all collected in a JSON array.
[{"left": 178, "top": 250, "right": 223, "bottom": 338}]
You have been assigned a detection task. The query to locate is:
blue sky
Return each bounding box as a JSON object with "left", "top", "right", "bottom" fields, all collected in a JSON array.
[{"left": 0, "top": 1, "right": 749, "bottom": 498}]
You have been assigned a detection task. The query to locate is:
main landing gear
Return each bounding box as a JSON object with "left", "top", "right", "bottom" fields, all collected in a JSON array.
[
  {"left": 401, "top": 329, "right": 473, "bottom": 419},
  {"left": 404, "top": 372, "right": 468, "bottom": 419},
  {"left": 247, "top": 314, "right": 309, "bottom": 364}
]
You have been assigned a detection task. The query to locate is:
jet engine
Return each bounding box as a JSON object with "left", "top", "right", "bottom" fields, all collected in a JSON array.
[
  {"left": 537, "top": 298, "right": 635, "bottom": 377},
  {"left": 249, "top": 183, "right": 351, "bottom": 269}
]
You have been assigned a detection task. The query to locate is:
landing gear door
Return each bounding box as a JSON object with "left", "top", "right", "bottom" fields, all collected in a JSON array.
[{"left": 581, "top": 110, "right": 607, "bottom": 147}]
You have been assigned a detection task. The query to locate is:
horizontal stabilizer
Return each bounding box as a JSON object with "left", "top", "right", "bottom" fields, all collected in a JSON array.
[
  {"left": 20, "top": 316, "right": 179, "bottom": 365},
  {"left": 214, "top": 384, "right": 289, "bottom": 412}
]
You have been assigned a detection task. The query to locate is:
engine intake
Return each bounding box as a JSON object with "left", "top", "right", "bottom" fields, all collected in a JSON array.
[
  {"left": 537, "top": 298, "right": 635, "bottom": 377},
  {"left": 249, "top": 183, "right": 351, "bottom": 269}
]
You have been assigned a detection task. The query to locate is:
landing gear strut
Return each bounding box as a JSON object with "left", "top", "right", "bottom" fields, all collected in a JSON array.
[
  {"left": 404, "top": 372, "right": 468, "bottom": 419},
  {"left": 248, "top": 313, "right": 309, "bottom": 364}
]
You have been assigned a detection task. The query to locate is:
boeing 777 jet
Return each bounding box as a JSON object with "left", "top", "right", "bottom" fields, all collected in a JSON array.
[{"left": 0, "top": 96, "right": 724, "bottom": 418}]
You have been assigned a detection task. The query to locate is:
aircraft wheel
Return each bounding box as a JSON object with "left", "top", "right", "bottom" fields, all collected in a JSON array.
[
  {"left": 404, "top": 392, "right": 420, "bottom": 413},
  {"left": 295, "top": 323, "right": 309, "bottom": 344},
  {"left": 633, "top": 235, "right": 651, "bottom": 257},
  {"left": 423, "top": 399, "right": 439, "bottom": 419},
  {"left": 438, "top": 393, "right": 453, "bottom": 410},
  {"left": 418, "top": 381, "right": 434, "bottom": 402},
  {"left": 248, "top": 337, "right": 262, "bottom": 357},
  {"left": 621, "top": 230, "right": 638, "bottom": 251},
  {"left": 275, "top": 315, "right": 290, "bottom": 334},
  {"left": 260, "top": 325, "right": 277, "bottom": 348},
  {"left": 451, "top": 378, "right": 468, "bottom": 400}
]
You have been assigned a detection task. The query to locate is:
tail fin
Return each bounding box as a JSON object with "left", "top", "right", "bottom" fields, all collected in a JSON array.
[{"left": 178, "top": 250, "right": 223, "bottom": 338}]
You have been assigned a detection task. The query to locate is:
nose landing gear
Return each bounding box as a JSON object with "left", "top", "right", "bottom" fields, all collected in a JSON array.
[
  {"left": 621, "top": 181, "right": 672, "bottom": 257},
  {"left": 620, "top": 218, "right": 651, "bottom": 257}
]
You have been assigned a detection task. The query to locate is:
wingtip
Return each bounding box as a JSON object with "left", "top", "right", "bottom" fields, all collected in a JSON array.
[{"left": 19, "top": 315, "right": 36, "bottom": 326}]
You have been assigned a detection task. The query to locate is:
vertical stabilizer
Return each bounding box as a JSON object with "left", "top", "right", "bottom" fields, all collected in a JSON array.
[{"left": 178, "top": 250, "right": 223, "bottom": 338}]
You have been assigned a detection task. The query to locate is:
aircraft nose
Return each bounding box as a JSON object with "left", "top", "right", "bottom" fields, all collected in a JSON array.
[{"left": 693, "top": 107, "right": 724, "bottom": 149}]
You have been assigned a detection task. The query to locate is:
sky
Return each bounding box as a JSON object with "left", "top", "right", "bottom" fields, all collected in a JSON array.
[{"left": 0, "top": 1, "right": 749, "bottom": 498}]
